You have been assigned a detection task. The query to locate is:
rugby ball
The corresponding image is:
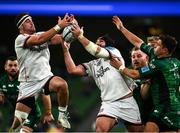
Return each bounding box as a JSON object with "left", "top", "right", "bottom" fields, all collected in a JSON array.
[{"left": 62, "top": 25, "right": 76, "bottom": 43}]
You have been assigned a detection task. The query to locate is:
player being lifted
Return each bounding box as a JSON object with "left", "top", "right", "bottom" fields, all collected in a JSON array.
[
  {"left": 11, "top": 13, "right": 73, "bottom": 132},
  {"left": 61, "top": 21, "right": 143, "bottom": 132}
]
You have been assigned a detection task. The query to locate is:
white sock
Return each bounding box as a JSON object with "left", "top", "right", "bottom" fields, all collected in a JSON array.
[
  {"left": 58, "top": 106, "right": 67, "bottom": 112},
  {"left": 58, "top": 106, "right": 67, "bottom": 119}
]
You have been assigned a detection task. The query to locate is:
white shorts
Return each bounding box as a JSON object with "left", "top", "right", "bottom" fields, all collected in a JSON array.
[
  {"left": 17, "top": 75, "right": 52, "bottom": 101},
  {"left": 97, "top": 96, "right": 141, "bottom": 124}
]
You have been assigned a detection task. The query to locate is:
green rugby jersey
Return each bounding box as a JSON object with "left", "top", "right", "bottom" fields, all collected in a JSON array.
[
  {"left": 139, "top": 43, "right": 180, "bottom": 128},
  {"left": 0, "top": 73, "right": 42, "bottom": 130},
  {"left": 139, "top": 43, "right": 180, "bottom": 108},
  {"left": 0, "top": 73, "right": 19, "bottom": 107}
]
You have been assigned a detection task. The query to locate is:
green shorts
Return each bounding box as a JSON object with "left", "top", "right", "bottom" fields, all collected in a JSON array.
[
  {"left": 149, "top": 108, "right": 180, "bottom": 131},
  {"left": 23, "top": 102, "right": 41, "bottom": 129}
]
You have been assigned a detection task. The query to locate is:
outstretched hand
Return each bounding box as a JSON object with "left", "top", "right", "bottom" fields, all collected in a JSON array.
[
  {"left": 58, "top": 13, "right": 74, "bottom": 28},
  {"left": 43, "top": 113, "right": 54, "bottom": 124},
  {"left": 112, "top": 16, "right": 124, "bottom": 30},
  {"left": 71, "top": 23, "right": 84, "bottom": 38}
]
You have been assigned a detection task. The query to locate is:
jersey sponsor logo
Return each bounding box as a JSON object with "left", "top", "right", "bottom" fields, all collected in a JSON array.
[
  {"left": 140, "top": 66, "right": 150, "bottom": 73},
  {"left": 96, "top": 60, "right": 101, "bottom": 66},
  {"left": 8, "top": 84, "right": 14, "bottom": 87},
  {"left": 95, "top": 66, "right": 110, "bottom": 78}
]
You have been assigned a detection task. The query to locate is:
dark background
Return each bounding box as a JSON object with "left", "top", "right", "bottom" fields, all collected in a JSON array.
[
  {"left": 0, "top": 15, "right": 180, "bottom": 75},
  {"left": 0, "top": 0, "right": 180, "bottom": 131}
]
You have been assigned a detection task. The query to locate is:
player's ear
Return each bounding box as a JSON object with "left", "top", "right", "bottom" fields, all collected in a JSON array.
[
  {"left": 4, "top": 64, "right": 7, "bottom": 71},
  {"left": 163, "top": 47, "right": 169, "bottom": 54}
]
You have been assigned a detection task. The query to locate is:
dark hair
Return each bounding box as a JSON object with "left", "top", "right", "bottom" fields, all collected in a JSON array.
[
  {"left": 15, "top": 12, "right": 30, "bottom": 28},
  {"left": 159, "top": 34, "right": 178, "bottom": 55},
  {"left": 6, "top": 56, "right": 17, "bottom": 62},
  {"left": 98, "top": 34, "right": 115, "bottom": 46}
]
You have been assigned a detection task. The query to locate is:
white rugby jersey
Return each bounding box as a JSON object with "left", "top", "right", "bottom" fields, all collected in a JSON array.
[
  {"left": 15, "top": 32, "right": 53, "bottom": 81},
  {"left": 83, "top": 47, "right": 136, "bottom": 102}
]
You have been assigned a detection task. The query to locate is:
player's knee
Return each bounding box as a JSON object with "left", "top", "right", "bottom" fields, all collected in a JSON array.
[
  {"left": 96, "top": 126, "right": 105, "bottom": 132},
  {"left": 96, "top": 124, "right": 108, "bottom": 132},
  {"left": 56, "top": 80, "right": 68, "bottom": 92}
]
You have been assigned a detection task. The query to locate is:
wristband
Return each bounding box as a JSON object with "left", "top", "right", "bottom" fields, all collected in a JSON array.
[
  {"left": 118, "top": 65, "right": 125, "bottom": 72},
  {"left": 53, "top": 25, "right": 61, "bottom": 32}
]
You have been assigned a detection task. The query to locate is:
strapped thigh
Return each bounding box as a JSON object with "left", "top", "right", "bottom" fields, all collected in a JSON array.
[
  {"left": 15, "top": 97, "right": 35, "bottom": 123},
  {"left": 17, "top": 96, "right": 35, "bottom": 109},
  {"left": 43, "top": 76, "right": 55, "bottom": 95}
]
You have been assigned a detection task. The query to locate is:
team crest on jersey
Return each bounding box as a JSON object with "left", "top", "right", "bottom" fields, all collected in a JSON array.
[
  {"left": 149, "top": 63, "right": 156, "bottom": 69},
  {"left": 8, "top": 84, "right": 14, "bottom": 87}
]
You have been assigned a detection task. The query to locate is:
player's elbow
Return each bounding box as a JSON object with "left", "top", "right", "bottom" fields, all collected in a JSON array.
[
  {"left": 134, "top": 40, "right": 144, "bottom": 48},
  {"left": 67, "top": 68, "right": 78, "bottom": 75},
  {"left": 37, "top": 37, "right": 46, "bottom": 45},
  {"left": 67, "top": 68, "right": 84, "bottom": 76},
  {"left": 67, "top": 69, "right": 75, "bottom": 75}
]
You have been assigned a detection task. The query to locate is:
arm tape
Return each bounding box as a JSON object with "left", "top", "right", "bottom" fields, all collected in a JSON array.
[
  {"left": 53, "top": 25, "right": 61, "bottom": 32},
  {"left": 85, "top": 41, "right": 109, "bottom": 58},
  {"left": 15, "top": 110, "right": 29, "bottom": 120}
]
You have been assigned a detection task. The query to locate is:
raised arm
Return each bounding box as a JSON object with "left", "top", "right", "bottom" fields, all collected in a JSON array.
[
  {"left": 61, "top": 42, "right": 86, "bottom": 76},
  {"left": 112, "top": 16, "right": 144, "bottom": 48},
  {"left": 26, "top": 14, "right": 73, "bottom": 46},
  {"left": 110, "top": 57, "right": 140, "bottom": 79},
  {"left": 70, "top": 23, "right": 110, "bottom": 59}
]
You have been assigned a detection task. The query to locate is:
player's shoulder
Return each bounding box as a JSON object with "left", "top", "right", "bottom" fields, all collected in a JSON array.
[
  {"left": 171, "top": 57, "right": 180, "bottom": 67},
  {"left": 105, "top": 46, "right": 122, "bottom": 58},
  {"left": 105, "top": 46, "right": 118, "bottom": 51},
  {"left": 15, "top": 33, "right": 29, "bottom": 42}
]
